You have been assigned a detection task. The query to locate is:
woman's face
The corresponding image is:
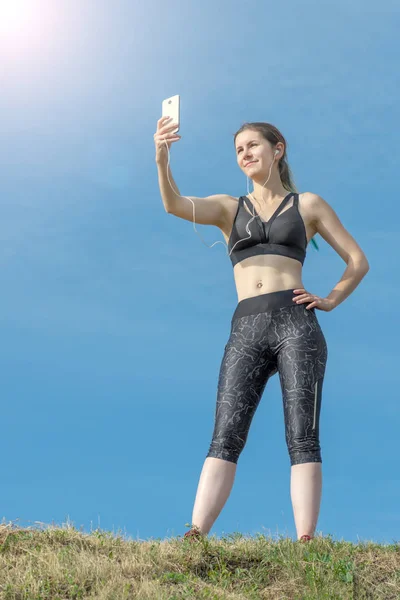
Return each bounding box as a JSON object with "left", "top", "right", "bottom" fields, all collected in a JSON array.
[
  {"left": 235, "top": 130, "right": 283, "bottom": 178},
  {"left": 235, "top": 130, "right": 272, "bottom": 176}
]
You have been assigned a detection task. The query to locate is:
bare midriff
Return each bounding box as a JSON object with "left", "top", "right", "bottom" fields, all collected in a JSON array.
[{"left": 218, "top": 192, "right": 317, "bottom": 303}]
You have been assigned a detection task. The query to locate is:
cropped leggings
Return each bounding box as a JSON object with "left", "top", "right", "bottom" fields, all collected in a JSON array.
[{"left": 206, "top": 288, "right": 328, "bottom": 467}]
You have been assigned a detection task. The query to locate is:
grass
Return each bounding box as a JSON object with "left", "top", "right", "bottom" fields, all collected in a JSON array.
[{"left": 0, "top": 520, "right": 399, "bottom": 599}]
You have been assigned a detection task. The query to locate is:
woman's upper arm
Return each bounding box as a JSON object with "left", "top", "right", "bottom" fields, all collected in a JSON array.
[
  {"left": 167, "top": 193, "right": 235, "bottom": 228},
  {"left": 310, "top": 193, "right": 369, "bottom": 267}
]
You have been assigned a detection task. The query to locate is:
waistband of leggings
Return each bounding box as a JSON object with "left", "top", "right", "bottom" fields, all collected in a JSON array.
[{"left": 231, "top": 288, "right": 307, "bottom": 323}]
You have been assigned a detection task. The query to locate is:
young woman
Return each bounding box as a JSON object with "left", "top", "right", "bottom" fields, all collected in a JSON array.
[{"left": 154, "top": 117, "right": 369, "bottom": 542}]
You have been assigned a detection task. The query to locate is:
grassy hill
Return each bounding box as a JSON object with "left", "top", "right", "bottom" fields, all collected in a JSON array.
[{"left": 0, "top": 522, "right": 398, "bottom": 599}]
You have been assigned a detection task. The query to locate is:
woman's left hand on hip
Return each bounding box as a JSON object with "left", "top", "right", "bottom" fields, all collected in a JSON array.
[{"left": 292, "top": 289, "right": 335, "bottom": 312}]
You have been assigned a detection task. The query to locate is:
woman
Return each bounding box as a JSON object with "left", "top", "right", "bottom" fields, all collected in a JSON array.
[{"left": 154, "top": 116, "right": 369, "bottom": 542}]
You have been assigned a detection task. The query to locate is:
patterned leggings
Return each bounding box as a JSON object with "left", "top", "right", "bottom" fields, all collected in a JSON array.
[{"left": 206, "top": 288, "right": 328, "bottom": 466}]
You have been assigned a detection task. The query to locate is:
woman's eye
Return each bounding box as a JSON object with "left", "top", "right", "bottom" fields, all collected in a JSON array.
[{"left": 238, "top": 143, "right": 257, "bottom": 154}]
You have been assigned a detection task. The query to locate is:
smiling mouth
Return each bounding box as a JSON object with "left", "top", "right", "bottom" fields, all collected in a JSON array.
[{"left": 246, "top": 161, "right": 257, "bottom": 167}]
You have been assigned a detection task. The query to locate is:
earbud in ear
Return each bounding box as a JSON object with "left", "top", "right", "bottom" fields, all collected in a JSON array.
[{"left": 275, "top": 150, "right": 279, "bottom": 155}]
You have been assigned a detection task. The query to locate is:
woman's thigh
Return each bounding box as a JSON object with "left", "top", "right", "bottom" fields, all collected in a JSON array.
[
  {"left": 272, "top": 305, "right": 328, "bottom": 465},
  {"left": 206, "top": 314, "right": 278, "bottom": 464}
]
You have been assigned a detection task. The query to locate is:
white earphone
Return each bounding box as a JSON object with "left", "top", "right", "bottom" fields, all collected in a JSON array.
[{"left": 162, "top": 138, "right": 281, "bottom": 256}]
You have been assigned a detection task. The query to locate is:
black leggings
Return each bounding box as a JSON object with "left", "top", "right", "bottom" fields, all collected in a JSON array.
[{"left": 206, "top": 288, "right": 328, "bottom": 466}]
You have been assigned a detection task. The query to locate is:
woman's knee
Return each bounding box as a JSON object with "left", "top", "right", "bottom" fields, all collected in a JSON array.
[
  {"left": 206, "top": 433, "right": 246, "bottom": 464},
  {"left": 288, "top": 438, "right": 322, "bottom": 466}
]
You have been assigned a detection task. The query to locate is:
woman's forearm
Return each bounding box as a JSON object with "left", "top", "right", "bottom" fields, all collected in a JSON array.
[
  {"left": 326, "top": 258, "right": 369, "bottom": 309},
  {"left": 156, "top": 160, "right": 182, "bottom": 212}
]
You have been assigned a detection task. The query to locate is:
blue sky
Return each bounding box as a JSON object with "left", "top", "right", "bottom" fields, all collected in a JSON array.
[{"left": 0, "top": 0, "right": 398, "bottom": 545}]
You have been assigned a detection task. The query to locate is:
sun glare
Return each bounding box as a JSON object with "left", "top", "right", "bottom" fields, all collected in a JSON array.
[
  {"left": 0, "top": 0, "right": 57, "bottom": 56},
  {"left": 0, "top": 0, "right": 36, "bottom": 35}
]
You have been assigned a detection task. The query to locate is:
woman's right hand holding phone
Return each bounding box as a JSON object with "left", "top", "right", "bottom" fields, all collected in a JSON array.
[{"left": 154, "top": 116, "right": 181, "bottom": 164}]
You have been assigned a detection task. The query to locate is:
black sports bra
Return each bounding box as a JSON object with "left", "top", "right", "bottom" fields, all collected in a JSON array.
[{"left": 227, "top": 192, "right": 307, "bottom": 267}]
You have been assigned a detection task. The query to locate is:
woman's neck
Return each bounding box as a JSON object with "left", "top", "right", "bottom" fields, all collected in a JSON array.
[{"left": 248, "top": 188, "right": 289, "bottom": 205}]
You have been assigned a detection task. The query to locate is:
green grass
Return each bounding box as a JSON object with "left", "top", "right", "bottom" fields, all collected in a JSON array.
[{"left": 0, "top": 521, "right": 399, "bottom": 599}]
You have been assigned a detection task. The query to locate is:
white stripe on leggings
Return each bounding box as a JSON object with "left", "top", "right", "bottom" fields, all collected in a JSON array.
[{"left": 313, "top": 380, "right": 318, "bottom": 430}]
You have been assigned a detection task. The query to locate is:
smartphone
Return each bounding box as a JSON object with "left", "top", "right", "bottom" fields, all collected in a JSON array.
[{"left": 162, "top": 95, "right": 180, "bottom": 134}]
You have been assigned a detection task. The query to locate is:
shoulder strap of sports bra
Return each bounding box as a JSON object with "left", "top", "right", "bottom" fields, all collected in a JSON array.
[{"left": 239, "top": 195, "right": 249, "bottom": 214}]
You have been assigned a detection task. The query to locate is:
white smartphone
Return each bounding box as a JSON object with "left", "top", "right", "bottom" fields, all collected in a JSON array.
[{"left": 162, "top": 94, "right": 180, "bottom": 134}]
